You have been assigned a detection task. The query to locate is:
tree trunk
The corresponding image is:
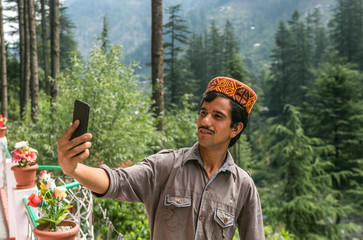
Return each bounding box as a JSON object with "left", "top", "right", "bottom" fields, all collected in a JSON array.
[
  {"left": 50, "top": 0, "right": 60, "bottom": 101},
  {"left": 28, "top": 0, "right": 39, "bottom": 123},
  {"left": 18, "top": 0, "right": 29, "bottom": 118},
  {"left": 0, "top": 0, "right": 7, "bottom": 117},
  {"left": 41, "top": 0, "right": 50, "bottom": 95},
  {"left": 151, "top": 0, "right": 164, "bottom": 131}
]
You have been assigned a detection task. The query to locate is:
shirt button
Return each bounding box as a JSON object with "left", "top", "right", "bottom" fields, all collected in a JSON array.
[
  {"left": 224, "top": 218, "right": 229, "bottom": 223},
  {"left": 206, "top": 186, "right": 210, "bottom": 191},
  {"left": 199, "top": 215, "right": 203, "bottom": 221},
  {"left": 176, "top": 199, "right": 182, "bottom": 204}
]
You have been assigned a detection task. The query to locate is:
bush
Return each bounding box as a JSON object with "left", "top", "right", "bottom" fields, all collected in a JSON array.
[{"left": 7, "top": 45, "right": 161, "bottom": 167}]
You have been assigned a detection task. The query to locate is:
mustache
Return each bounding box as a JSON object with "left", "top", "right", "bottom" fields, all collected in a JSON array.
[{"left": 198, "top": 126, "right": 215, "bottom": 133}]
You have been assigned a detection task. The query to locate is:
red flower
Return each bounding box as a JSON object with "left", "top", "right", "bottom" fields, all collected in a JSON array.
[{"left": 27, "top": 193, "right": 42, "bottom": 208}]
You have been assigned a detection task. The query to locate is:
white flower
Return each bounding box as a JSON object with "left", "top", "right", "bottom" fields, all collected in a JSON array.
[
  {"left": 14, "top": 141, "right": 29, "bottom": 149},
  {"left": 29, "top": 147, "right": 38, "bottom": 153},
  {"left": 46, "top": 179, "right": 57, "bottom": 191}
]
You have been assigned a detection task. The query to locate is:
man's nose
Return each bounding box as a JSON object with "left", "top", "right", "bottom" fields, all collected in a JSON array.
[{"left": 201, "top": 114, "right": 212, "bottom": 126}]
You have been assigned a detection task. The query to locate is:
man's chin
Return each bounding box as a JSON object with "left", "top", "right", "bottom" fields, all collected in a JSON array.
[{"left": 198, "top": 137, "right": 213, "bottom": 148}]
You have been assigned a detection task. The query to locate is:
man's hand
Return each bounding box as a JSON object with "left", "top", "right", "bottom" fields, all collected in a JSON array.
[{"left": 57, "top": 120, "right": 92, "bottom": 176}]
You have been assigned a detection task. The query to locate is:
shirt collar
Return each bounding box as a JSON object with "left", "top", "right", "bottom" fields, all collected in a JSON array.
[{"left": 182, "top": 142, "right": 237, "bottom": 177}]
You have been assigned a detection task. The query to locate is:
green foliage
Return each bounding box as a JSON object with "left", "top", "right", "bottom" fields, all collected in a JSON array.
[
  {"left": 264, "top": 225, "right": 295, "bottom": 240},
  {"left": 230, "top": 134, "right": 253, "bottom": 171},
  {"left": 271, "top": 105, "right": 352, "bottom": 239},
  {"left": 163, "top": 4, "right": 194, "bottom": 107},
  {"left": 55, "top": 45, "right": 161, "bottom": 167},
  {"left": 94, "top": 199, "right": 149, "bottom": 239},
  {"left": 35, "top": 189, "right": 73, "bottom": 231},
  {"left": 59, "top": 5, "right": 80, "bottom": 72},
  {"left": 266, "top": 10, "right": 314, "bottom": 117},
  {"left": 164, "top": 94, "right": 198, "bottom": 149},
  {"left": 7, "top": 45, "right": 160, "bottom": 168},
  {"left": 303, "top": 57, "right": 363, "bottom": 228},
  {"left": 330, "top": 0, "right": 363, "bottom": 69}
]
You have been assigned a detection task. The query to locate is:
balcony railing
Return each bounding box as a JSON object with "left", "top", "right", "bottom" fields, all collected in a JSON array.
[
  {"left": 1, "top": 138, "right": 125, "bottom": 240},
  {"left": 1, "top": 140, "right": 94, "bottom": 239}
]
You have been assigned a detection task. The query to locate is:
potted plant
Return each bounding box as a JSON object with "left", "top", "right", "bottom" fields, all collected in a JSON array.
[
  {"left": 28, "top": 171, "right": 80, "bottom": 239},
  {"left": 0, "top": 115, "right": 6, "bottom": 138},
  {"left": 11, "top": 141, "right": 39, "bottom": 189}
]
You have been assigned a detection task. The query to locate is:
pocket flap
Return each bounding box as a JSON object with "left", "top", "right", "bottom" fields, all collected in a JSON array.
[
  {"left": 214, "top": 208, "right": 234, "bottom": 228},
  {"left": 164, "top": 194, "right": 192, "bottom": 207}
]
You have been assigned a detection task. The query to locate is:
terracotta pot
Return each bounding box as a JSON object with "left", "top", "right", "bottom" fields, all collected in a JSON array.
[
  {"left": 11, "top": 163, "right": 38, "bottom": 189},
  {"left": 0, "top": 127, "right": 6, "bottom": 138},
  {"left": 34, "top": 220, "right": 80, "bottom": 240}
]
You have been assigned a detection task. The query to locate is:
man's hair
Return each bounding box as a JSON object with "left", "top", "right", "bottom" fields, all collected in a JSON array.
[{"left": 200, "top": 92, "right": 249, "bottom": 148}]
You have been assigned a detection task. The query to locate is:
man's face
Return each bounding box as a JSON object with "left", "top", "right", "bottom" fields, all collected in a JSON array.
[{"left": 197, "top": 96, "right": 239, "bottom": 150}]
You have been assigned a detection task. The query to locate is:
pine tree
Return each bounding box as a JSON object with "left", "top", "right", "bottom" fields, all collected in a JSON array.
[
  {"left": 98, "top": 15, "right": 110, "bottom": 52},
  {"left": 266, "top": 20, "right": 293, "bottom": 116},
  {"left": 306, "top": 8, "right": 329, "bottom": 67},
  {"left": 288, "top": 10, "right": 312, "bottom": 107},
  {"left": 59, "top": 5, "right": 78, "bottom": 72},
  {"left": 304, "top": 54, "right": 363, "bottom": 229},
  {"left": 186, "top": 33, "right": 208, "bottom": 98},
  {"left": 273, "top": 105, "right": 339, "bottom": 239},
  {"left": 222, "top": 20, "right": 238, "bottom": 68},
  {"left": 206, "top": 20, "right": 223, "bottom": 79},
  {"left": 330, "top": 0, "right": 363, "bottom": 70},
  {"left": 267, "top": 11, "right": 313, "bottom": 117},
  {"left": 163, "top": 4, "right": 191, "bottom": 106}
]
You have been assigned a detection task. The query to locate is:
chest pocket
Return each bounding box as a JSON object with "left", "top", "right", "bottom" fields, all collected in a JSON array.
[
  {"left": 164, "top": 194, "right": 192, "bottom": 207},
  {"left": 161, "top": 194, "right": 192, "bottom": 232},
  {"left": 211, "top": 207, "right": 236, "bottom": 239},
  {"left": 214, "top": 208, "right": 235, "bottom": 228}
]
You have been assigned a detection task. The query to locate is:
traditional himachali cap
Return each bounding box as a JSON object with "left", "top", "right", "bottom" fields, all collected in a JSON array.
[{"left": 204, "top": 76, "right": 257, "bottom": 115}]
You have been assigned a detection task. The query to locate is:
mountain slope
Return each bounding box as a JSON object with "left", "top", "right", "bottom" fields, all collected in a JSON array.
[{"left": 65, "top": 0, "right": 334, "bottom": 71}]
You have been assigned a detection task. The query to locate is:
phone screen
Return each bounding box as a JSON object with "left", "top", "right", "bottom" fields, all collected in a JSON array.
[{"left": 70, "top": 100, "right": 90, "bottom": 140}]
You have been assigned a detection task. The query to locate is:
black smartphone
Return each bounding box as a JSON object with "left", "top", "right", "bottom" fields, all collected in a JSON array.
[{"left": 70, "top": 100, "right": 90, "bottom": 140}]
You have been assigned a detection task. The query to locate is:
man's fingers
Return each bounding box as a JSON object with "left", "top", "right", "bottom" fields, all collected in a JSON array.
[
  {"left": 74, "top": 149, "right": 90, "bottom": 162},
  {"left": 68, "top": 141, "right": 92, "bottom": 159},
  {"left": 59, "top": 120, "right": 80, "bottom": 143}
]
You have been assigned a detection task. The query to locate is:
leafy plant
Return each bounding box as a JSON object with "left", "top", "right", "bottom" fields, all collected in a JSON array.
[{"left": 27, "top": 171, "right": 72, "bottom": 231}]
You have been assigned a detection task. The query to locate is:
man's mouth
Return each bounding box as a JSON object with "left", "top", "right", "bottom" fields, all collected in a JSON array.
[{"left": 198, "top": 127, "right": 215, "bottom": 134}]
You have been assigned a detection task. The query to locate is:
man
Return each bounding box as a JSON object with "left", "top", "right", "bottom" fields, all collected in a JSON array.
[{"left": 58, "top": 76, "right": 265, "bottom": 239}]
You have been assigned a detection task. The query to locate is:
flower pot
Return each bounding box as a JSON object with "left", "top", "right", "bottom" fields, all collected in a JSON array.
[
  {"left": 11, "top": 163, "right": 38, "bottom": 189},
  {"left": 0, "top": 127, "right": 6, "bottom": 138},
  {"left": 33, "top": 220, "right": 80, "bottom": 240}
]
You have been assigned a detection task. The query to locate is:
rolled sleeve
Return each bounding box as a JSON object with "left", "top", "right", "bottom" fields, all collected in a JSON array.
[{"left": 92, "top": 151, "right": 175, "bottom": 204}]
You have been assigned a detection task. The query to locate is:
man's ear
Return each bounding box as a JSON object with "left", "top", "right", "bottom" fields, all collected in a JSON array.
[{"left": 230, "top": 122, "right": 243, "bottom": 138}]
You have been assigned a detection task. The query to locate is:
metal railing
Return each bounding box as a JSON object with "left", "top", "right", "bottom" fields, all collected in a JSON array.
[{"left": 1, "top": 140, "right": 124, "bottom": 240}]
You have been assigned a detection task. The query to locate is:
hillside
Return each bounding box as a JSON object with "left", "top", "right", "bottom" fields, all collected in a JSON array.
[{"left": 65, "top": 0, "right": 335, "bottom": 72}]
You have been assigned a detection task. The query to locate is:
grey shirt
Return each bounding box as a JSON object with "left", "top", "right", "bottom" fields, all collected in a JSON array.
[{"left": 94, "top": 142, "right": 265, "bottom": 240}]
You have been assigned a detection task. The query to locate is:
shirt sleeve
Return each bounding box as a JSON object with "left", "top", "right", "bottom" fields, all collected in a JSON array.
[
  {"left": 92, "top": 151, "right": 175, "bottom": 204},
  {"left": 237, "top": 180, "right": 265, "bottom": 240}
]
